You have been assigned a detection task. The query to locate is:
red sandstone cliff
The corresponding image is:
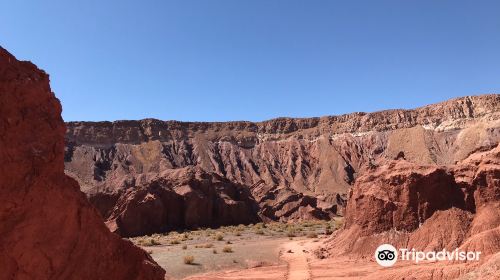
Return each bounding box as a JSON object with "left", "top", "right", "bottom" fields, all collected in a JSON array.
[
  {"left": 0, "top": 47, "right": 165, "bottom": 279},
  {"left": 64, "top": 94, "right": 499, "bottom": 236},
  {"left": 321, "top": 145, "right": 500, "bottom": 279}
]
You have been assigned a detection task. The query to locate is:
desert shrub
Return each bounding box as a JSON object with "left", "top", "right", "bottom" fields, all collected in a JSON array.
[
  {"left": 137, "top": 238, "right": 161, "bottom": 246},
  {"left": 254, "top": 222, "right": 266, "bottom": 229},
  {"left": 213, "top": 249, "right": 217, "bottom": 254},
  {"left": 237, "top": 224, "right": 247, "bottom": 230},
  {"left": 169, "top": 239, "right": 180, "bottom": 245},
  {"left": 255, "top": 229, "right": 265, "bottom": 235},
  {"left": 214, "top": 232, "right": 224, "bottom": 241},
  {"left": 183, "top": 255, "right": 195, "bottom": 265},
  {"left": 334, "top": 218, "right": 344, "bottom": 229},
  {"left": 195, "top": 243, "right": 214, "bottom": 249},
  {"left": 307, "top": 232, "right": 318, "bottom": 238},
  {"left": 286, "top": 230, "right": 296, "bottom": 238},
  {"left": 182, "top": 245, "right": 187, "bottom": 250},
  {"left": 222, "top": 246, "right": 233, "bottom": 253}
]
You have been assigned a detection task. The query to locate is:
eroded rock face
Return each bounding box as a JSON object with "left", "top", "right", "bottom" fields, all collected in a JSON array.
[
  {"left": 323, "top": 145, "right": 500, "bottom": 279},
  {"left": 0, "top": 47, "right": 165, "bottom": 279},
  {"left": 65, "top": 94, "right": 499, "bottom": 235},
  {"left": 344, "top": 161, "right": 467, "bottom": 235},
  {"left": 94, "top": 166, "right": 261, "bottom": 237}
]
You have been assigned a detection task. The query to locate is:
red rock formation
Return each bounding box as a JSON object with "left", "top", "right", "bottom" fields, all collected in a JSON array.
[
  {"left": 0, "top": 47, "right": 165, "bottom": 279},
  {"left": 322, "top": 145, "right": 500, "bottom": 278},
  {"left": 93, "top": 166, "right": 261, "bottom": 237},
  {"left": 344, "top": 161, "right": 467, "bottom": 234},
  {"left": 64, "top": 94, "right": 499, "bottom": 235}
]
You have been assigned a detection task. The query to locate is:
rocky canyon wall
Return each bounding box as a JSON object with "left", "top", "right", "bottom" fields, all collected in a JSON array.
[
  {"left": 65, "top": 94, "right": 499, "bottom": 236},
  {"left": 0, "top": 47, "right": 165, "bottom": 279},
  {"left": 321, "top": 145, "right": 500, "bottom": 279}
]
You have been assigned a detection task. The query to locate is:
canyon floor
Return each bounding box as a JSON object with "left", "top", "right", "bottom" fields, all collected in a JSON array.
[
  {"left": 131, "top": 220, "right": 340, "bottom": 279},
  {"left": 149, "top": 237, "right": 500, "bottom": 280},
  {"left": 132, "top": 216, "right": 500, "bottom": 280}
]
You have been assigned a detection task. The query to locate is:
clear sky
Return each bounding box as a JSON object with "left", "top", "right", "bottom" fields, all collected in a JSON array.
[{"left": 1, "top": 1, "right": 499, "bottom": 122}]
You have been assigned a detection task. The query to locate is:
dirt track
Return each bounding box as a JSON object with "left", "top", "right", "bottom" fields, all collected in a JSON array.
[{"left": 280, "top": 241, "right": 312, "bottom": 280}]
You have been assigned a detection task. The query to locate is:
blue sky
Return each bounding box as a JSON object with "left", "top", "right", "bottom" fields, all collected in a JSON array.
[{"left": 1, "top": 1, "right": 499, "bottom": 122}]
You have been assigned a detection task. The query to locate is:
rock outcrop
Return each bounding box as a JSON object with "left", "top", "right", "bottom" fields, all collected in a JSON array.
[
  {"left": 344, "top": 161, "right": 467, "bottom": 235},
  {"left": 65, "top": 94, "right": 499, "bottom": 236},
  {"left": 0, "top": 47, "right": 165, "bottom": 279},
  {"left": 322, "top": 145, "right": 500, "bottom": 279},
  {"left": 94, "top": 166, "right": 261, "bottom": 237}
]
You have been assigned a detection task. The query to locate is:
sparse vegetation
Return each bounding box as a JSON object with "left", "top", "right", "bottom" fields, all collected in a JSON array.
[
  {"left": 195, "top": 243, "right": 214, "bottom": 249},
  {"left": 333, "top": 217, "right": 344, "bottom": 229},
  {"left": 307, "top": 232, "right": 318, "bottom": 238},
  {"left": 169, "top": 239, "right": 181, "bottom": 245},
  {"left": 214, "top": 232, "right": 224, "bottom": 241},
  {"left": 127, "top": 220, "right": 339, "bottom": 279},
  {"left": 183, "top": 255, "right": 195, "bottom": 265},
  {"left": 139, "top": 238, "right": 161, "bottom": 246}
]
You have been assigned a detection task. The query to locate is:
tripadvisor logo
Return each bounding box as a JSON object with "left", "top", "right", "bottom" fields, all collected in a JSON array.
[
  {"left": 374, "top": 244, "right": 482, "bottom": 267},
  {"left": 375, "top": 244, "right": 398, "bottom": 267}
]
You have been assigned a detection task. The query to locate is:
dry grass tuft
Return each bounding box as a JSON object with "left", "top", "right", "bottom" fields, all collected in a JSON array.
[
  {"left": 195, "top": 243, "right": 214, "bottom": 249},
  {"left": 222, "top": 246, "right": 233, "bottom": 253},
  {"left": 307, "top": 232, "right": 318, "bottom": 238},
  {"left": 169, "top": 239, "right": 181, "bottom": 245},
  {"left": 139, "top": 238, "right": 161, "bottom": 246},
  {"left": 214, "top": 232, "right": 224, "bottom": 241},
  {"left": 183, "top": 255, "right": 195, "bottom": 265}
]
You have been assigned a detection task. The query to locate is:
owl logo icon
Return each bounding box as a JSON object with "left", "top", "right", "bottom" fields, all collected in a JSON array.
[{"left": 375, "top": 244, "right": 398, "bottom": 267}]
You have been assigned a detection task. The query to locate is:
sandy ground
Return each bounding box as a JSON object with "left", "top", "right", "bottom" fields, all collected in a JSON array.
[
  {"left": 132, "top": 221, "right": 335, "bottom": 280},
  {"left": 184, "top": 239, "right": 500, "bottom": 280},
  {"left": 280, "top": 240, "right": 312, "bottom": 280},
  {"left": 184, "top": 239, "right": 317, "bottom": 280},
  {"left": 150, "top": 237, "right": 288, "bottom": 279}
]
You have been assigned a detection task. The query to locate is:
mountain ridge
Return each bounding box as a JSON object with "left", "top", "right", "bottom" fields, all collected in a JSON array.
[{"left": 64, "top": 94, "right": 500, "bottom": 236}]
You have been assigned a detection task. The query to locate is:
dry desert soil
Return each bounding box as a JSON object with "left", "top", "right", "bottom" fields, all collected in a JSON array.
[{"left": 131, "top": 220, "right": 340, "bottom": 279}]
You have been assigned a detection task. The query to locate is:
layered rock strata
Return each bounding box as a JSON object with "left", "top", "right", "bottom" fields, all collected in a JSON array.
[{"left": 65, "top": 94, "right": 499, "bottom": 236}]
